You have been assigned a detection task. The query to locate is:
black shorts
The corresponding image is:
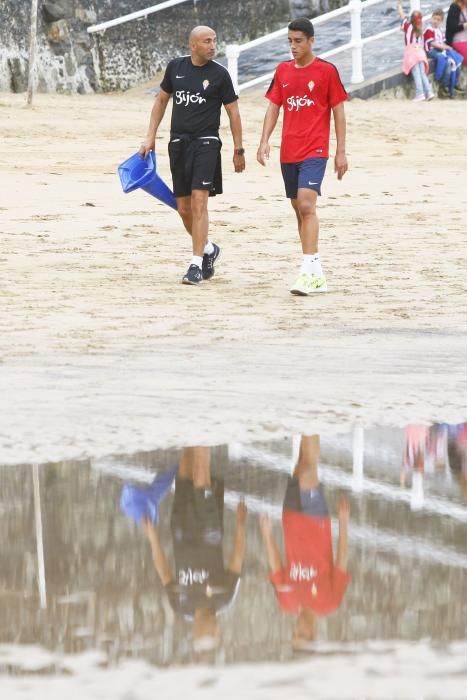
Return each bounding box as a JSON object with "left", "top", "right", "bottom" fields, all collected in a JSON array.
[
  {"left": 168, "top": 136, "right": 222, "bottom": 198},
  {"left": 170, "top": 477, "right": 224, "bottom": 545}
]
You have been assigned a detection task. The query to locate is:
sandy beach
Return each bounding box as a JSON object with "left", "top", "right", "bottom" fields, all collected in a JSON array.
[{"left": 0, "top": 88, "right": 466, "bottom": 462}]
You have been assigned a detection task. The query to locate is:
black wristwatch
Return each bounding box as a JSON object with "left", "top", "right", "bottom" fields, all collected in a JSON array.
[{"left": 234, "top": 147, "right": 245, "bottom": 156}]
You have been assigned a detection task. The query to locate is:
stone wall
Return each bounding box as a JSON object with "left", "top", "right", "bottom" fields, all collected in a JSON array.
[{"left": 0, "top": 0, "right": 342, "bottom": 94}]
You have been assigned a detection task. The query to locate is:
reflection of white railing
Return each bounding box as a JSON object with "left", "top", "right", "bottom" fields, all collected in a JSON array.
[
  {"left": 227, "top": 441, "right": 467, "bottom": 523},
  {"left": 32, "top": 464, "right": 47, "bottom": 609},
  {"left": 227, "top": 0, "right": 444, "bottom": 92},
  {"left": 87, "top": 0, "right": 196, "bottom": 34}
]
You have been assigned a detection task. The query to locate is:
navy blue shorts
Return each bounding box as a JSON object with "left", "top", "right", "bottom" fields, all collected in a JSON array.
[
  {"left": 281, "top": 157, "right": 328, "bottom": 199},
  {"left": 283, "top": 478, "right": 329, "bottom": 517}
]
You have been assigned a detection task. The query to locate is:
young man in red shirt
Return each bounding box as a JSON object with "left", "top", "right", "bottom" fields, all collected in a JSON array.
[
  {"left": 257, "top": 18, "right": 348, "bottom": 295},
  {"left": 260, "top": 435, "right": 351, "bottom": 649}
]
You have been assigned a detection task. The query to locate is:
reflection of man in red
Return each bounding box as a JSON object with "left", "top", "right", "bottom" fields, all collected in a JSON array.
[{"left": 260, "top": 435, "right": 350, "bottom": 647}]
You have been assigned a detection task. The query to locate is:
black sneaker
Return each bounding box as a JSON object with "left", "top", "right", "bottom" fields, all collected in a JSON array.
[
  {"left": 454, "top": 84, "right": 466, "bottom": 94},
  {"left": 202, "top": 243, "right": 221, "bottom": 280},
  {"left": 182, "top": 264, "right": 203, "bottom": 285}
]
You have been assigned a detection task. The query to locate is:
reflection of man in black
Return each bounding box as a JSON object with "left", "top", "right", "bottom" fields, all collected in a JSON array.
[{"left": 143, "top": 446, "right": 247, "bottom": 651}]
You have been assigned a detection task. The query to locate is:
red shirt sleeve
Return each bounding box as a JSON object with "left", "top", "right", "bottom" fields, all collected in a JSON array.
[
  {"left": 269, "top": 569, "right": 298, "bottom": 612},
  {"left": 423, "top": 28, "right": 435, "bottom": 52},
  {"left": 327, "top": 64, "right": 348, "bottom": 109},
  {"left": 265, "top": 69, "right": 283, "bottom": 106}
]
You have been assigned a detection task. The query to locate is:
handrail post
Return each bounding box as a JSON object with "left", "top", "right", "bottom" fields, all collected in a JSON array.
[
  {"left": 349, "top": 0, "right": 364, "bottom": 84},
  {"left": 410, "top": 471, "right": 424, "bottom": 511},
  {"left": 226, "top": 44, "right": 240, "bottom": 93}
]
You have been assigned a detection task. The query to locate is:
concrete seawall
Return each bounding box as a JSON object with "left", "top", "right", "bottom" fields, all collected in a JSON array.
[{"left": 348, "top": 64, "right": 467, "bottom": 100}]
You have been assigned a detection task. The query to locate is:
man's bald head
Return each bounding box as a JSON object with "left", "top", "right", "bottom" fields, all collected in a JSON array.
[
  {"left": 189, "top": 25, "right": 215, "bottom": 42},
  {"left": 189, "top": 25, "right": 217, "bottom": 65}
]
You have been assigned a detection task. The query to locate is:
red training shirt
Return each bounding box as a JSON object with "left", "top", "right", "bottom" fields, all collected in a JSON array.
[
  {"left": 401, "top": 18, "right": 424, "bottom": 46},
  {"left": 423, "top": 25, "right": 444, "bottom": 52},
  {"left": 270, "top": 511, "right": 351, "bottom": 616},
  {"left": 265, "top": 57, "right": 348, "bottom": 163}
]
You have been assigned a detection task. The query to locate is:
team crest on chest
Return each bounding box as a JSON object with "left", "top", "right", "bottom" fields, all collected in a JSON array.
[
  {"left": 202, "top": 79, "right": 210, "bottom": 90},
  {"left": 308, "top": 80, "right": 315, "bottom": 92}
]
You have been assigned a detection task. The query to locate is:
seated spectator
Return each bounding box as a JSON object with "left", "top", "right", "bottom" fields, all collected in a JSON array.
[
  {"left": 397, "top": 1, "right": 434, "bottom": 101},
  {"left": 446, "top": 0, "right": 467, "bottom": 63},
  {"left": 424, "top": 8, "right": 464, "bottom": 98}
]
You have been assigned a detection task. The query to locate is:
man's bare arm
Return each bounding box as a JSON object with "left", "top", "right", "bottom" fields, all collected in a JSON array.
[
  {"left": 227, "top": 502, "right": 248, "bottom": 574},
  {"left": 224, "top": 100, "right": 245, "bottom": 173},
  {"left": 143, "top": 519, "right": 174, "bottom": 585},
  {"left": 332, "top": 102, "right": 348, "bottom": 180},
  {"left": 257, "top": 102, "right": 280, "bottom": 166},
  {"left": 259, "top": 513, "right": 283, "bottom": 572},
  {"left": 139, "top": 89, "right": 171, "bottom": 157}
]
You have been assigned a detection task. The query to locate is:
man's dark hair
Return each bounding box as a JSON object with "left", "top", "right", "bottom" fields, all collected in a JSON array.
[{"left": 288, "top": 17, "right": 314, "bottom": 38}]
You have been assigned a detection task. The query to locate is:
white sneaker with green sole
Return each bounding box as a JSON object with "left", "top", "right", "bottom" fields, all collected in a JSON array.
[
  {"left": 290, "top": 273, "right": 327, "bottom": 295},
  {"left": 290, "top": 272, "right": 313, "bottom": 295},
  {"left": 309, "top": 274, "right": 328, "bottom": 292}
]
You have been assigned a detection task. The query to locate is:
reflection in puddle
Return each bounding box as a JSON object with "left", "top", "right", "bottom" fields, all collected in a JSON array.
[{"left": 1, "top": 423, "right": 466, "bottom": 690}]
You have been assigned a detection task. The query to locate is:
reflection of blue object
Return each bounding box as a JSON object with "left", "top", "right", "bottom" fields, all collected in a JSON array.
[
  {"left": 120, "top": 466, "right": 178, "bottom": 524},
  {"left": 117, "top": 151, "right": 177, "bottom": 209}
]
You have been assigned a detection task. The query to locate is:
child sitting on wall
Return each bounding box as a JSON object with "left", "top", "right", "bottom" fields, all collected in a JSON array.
[{"left": 424, "top": 8, "right": 464, "bottom": 98}]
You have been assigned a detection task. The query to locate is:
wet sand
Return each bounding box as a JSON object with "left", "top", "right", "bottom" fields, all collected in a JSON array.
[
  {"left": 1, "top": 641, "right": 466, "bottom": 698},
  {"left": 0, "top": 89, "right": 466, "bottom": 462}
]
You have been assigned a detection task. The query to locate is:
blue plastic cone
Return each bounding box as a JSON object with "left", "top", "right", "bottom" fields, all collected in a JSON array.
[
  {"left": 117, "top": 151, "right": 177, "bottom": 209},
  {"left": 120, "top": 465, "right": 178, "bottom": 525}
]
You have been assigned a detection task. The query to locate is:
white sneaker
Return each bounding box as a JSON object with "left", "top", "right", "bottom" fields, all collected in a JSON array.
[
  {"left": 426, "top": 92, "right": 434, "bottom": 101},
  {"left": 308, "top": 275, "right": 328, "bottom": 293},
  {"left": 413, "top": 94, "right": 425, "bottom": 102},
  {"left": 290, "top": 272, "right": 313, "bottom": 296},
  {"left": 290, "top": 273, "right": 328, "bottom": 295}
]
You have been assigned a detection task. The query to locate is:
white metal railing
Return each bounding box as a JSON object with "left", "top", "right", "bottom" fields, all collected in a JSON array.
[
  {"left": 87, "top": 0, "right": 196, "bottom": 34},
  {"left": 86, "top": 0, "right": 448, "bottom": 90},
  {"left": 226, "top": 0, "right": 432, "bottom": 92}
]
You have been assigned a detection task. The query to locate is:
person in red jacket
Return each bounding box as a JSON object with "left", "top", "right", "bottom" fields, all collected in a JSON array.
[{"left": 259, "top": 434, "right": 351, "bottom": 648}]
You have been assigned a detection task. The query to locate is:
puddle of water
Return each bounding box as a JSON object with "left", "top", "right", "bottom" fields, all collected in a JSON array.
[{"left": 1, "top": 421, "right": 466, "bottom": 697}]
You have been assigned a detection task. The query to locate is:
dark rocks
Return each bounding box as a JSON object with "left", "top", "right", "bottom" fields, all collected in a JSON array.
[
  {"left": 47, "top": 19, "right": 70, "bottom": 43},
  {"left": 291, "top": 0, "right": 330, "bottom": 17},
  {"left": 42, "top": 1, "right": 73, "bottom": 23},
  {"left": 7, "top": 57, "right": 28, "bottom": 93}
]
